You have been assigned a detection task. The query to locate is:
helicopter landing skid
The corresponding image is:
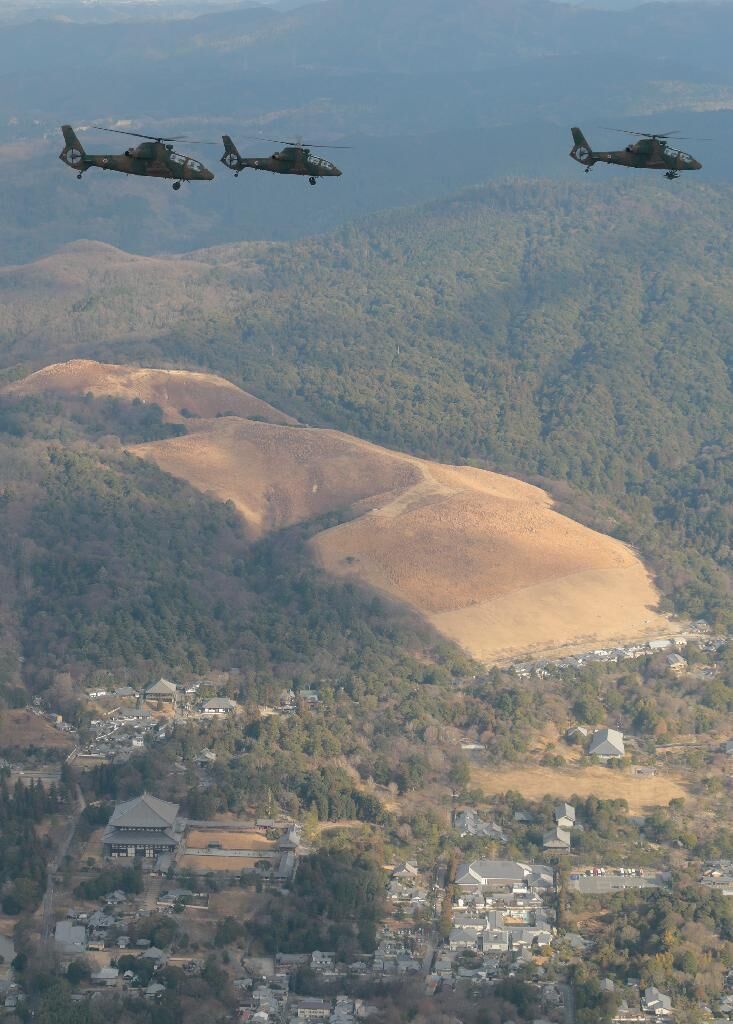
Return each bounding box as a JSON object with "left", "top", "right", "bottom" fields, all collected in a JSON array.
[{"left": 665, "top": 170, "right": 680, "bottom": 180}]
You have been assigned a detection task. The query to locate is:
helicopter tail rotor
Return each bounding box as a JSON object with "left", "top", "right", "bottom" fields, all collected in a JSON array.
[
  {"left": 59, "top": 124, "right": 87, "bottom": 170},
  {"left": 221, "top": 134, "right": 243, "bottom": 171},
  {"left": 570, "top": 126, "right": 594, "bottom": 167}
]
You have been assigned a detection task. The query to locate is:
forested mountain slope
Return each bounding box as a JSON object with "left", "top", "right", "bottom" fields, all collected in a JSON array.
[
  {"left": 0, "top": 389, "right": 460, "bottom": 703},
  {"left": 1, "top": 179, "right": 731, "bottom": 624}
]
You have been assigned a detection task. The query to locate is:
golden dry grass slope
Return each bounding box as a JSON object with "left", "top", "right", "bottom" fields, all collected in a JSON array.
[
  {"left": 7, "top": 359, "right": 294, "bottom": 425},
  {"left": 470, "top": 764, "right": 689, "bottom": 816},
  {"left": 7, "top": 361, "right": 678, "bottom": 664}
]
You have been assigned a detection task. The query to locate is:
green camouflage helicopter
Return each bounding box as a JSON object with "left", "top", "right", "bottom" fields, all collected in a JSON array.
[
  {"left": 570, "top": 127, "right": 703, "bottom": 180},
  {"left": 221, "top": 135, "right": 346, "bottom": 185},
  {"left": 59, "top": 125, "right": 215, "bottom": 189}
]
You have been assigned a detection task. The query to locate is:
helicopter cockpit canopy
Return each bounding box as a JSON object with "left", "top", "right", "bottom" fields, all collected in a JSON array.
[{"left": 309, "top": 154, "right": 333, "bottom": 168}]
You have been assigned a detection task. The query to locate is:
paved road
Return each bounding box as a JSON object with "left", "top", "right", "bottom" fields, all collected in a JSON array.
[
  {"left": 142, "top": 874, "right": 164, "bottom": 912},
  {"left": 560, "top": 983, "right": 576, "bottom": 1024},
  {"left": 41, "top": 785, "right": 86, "bottom": 943},
  {"left": 569, "top": 872, "right": 667, "bottom": 895},
  {"left": 421, "top": 934, "right": 437, "bottom": 975}
]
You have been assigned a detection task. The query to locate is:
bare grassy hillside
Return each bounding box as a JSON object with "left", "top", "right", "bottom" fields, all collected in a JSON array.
[
  {"left": 7, "top": 359, "right": 294, "bottom": 425},
  {"left": 7, "top": 360, "right": 676, "bottom": 663}
]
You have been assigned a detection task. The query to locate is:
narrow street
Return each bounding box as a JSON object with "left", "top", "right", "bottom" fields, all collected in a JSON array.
[
  {"left": 560, "top": 983, "right": 576, "bottom": 1024},
  {"left": 421, "top": 933, "right": 436, "bottom": 975},
  {"left": 41, "top": 785, "right": 86, "bottom": 944}
]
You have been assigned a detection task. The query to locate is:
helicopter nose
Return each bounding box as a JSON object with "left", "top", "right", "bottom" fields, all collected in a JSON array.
[
  {"left": 204, "top": 168, "right": 215, "bottom": 180},
  {"left": 692, "top": 158, "right": 702, "bottom": 170}
]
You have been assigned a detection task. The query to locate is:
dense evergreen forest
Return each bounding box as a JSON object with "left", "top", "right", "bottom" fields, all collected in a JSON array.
[{"left": 0, "top": 774, "right": 69, "bottom": 914}]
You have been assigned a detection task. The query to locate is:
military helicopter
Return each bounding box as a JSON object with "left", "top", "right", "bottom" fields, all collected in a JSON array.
[
  {"left": 570, "top": 127, "right": 703, "bottom": 180},
  {"left": 220, "top": 135, "right": 346, "bottom": 185},
  {"left": 59, "top": 125, "right": 215, "bottom": 189}
]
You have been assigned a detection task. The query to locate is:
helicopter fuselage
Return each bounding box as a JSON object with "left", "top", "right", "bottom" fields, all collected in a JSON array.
[
  {"left": 60, "top": 131, "right": 214, "bottom": 182},
  {"left": 578, "top": 146, "right": 701, "bottom": 172},
  {"left": 224, "top": 147, "right": 342, "bottom": 178},
  {"left": 569, "top": 129, "right": 701, "bottom": 175}
]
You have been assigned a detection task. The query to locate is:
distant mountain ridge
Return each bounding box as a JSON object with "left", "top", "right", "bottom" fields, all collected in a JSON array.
[
  {"left": 5, "top": 0, "right": 733, "bottom": 78},
  {"left": 3, "top": 0, "right": 733, "bottom": 259}
]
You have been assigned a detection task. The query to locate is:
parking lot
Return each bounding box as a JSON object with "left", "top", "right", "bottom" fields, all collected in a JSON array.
[{"left": 568, "top": 871, "right": 669, "bottom": 894}]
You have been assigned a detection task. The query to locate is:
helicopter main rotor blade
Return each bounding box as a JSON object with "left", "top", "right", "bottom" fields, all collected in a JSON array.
[
  {"left": 92, "top": 125, "right": 185, "bottom": 142},
  {"left": 599, "top": 127, "right": 679, "bottom": 138},
  {"left": 235, "top": 134, "right": 351, "bottom": 149}
]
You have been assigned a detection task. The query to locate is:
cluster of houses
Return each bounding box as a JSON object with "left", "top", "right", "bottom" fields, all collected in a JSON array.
[
  {"left": 76, "top": 679, "right": 242, "bottom": 762},
  {"left": 512, "top": 635, "right": 691, "bottom": 680},
  {"left": 276, "top": 939, "right": 424, "bottom": 981},
  {"left": 234, "top": 984, "right": 377, "bottom": 1024},
  {"left": 274, "top": 689, "right": 321, "bottom": 713},
  {"left": 444, "top": 858, "right": 556, "bottom": 970},
  {"left": 453, "top": 809, "right": 509, "bottom": 843},
  {"left": 112, "top": 677, "right": 239, "bottom": 716},
  {"left": 387, "top": 860, "right": 430, "bottom": 909},
  {"left": 95, "top": 678, "right": 325, "bottom": 718},
  {"left": 78, "top": 706, "right": 164, "bottom": 763},
  {"left": 54, "top": 901, "right": 172, "bottom": 1001},
  {"left": 512, "top": 624, "right": 729, "bottom": 683},
  {"left": 701, "top": 861, "right": 733, "bottom": 896}
]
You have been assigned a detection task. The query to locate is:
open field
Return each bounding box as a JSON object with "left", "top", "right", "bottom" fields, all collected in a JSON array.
[
  {"left": 185, "top": 829, "right": 276, "bottom": 852},
  {"left": 0, "top": 709, "right": 74, "bottom": 752},
  {"left": 178, "top": 854, "right": 270, "bottom": 872},
  {"left": 7, "top": 360, "right": 678, "bottom": 664},
  {"left": 471, "top": 764, "right": 690, "bottom": 815}
]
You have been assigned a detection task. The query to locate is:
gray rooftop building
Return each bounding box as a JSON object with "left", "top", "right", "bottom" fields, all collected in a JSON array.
[
  {"left": 103, "top": 793, "right": 181, "bottom": 859},
  {"left": 589, "top": 728, "right": 625, "bottom": 759}
]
